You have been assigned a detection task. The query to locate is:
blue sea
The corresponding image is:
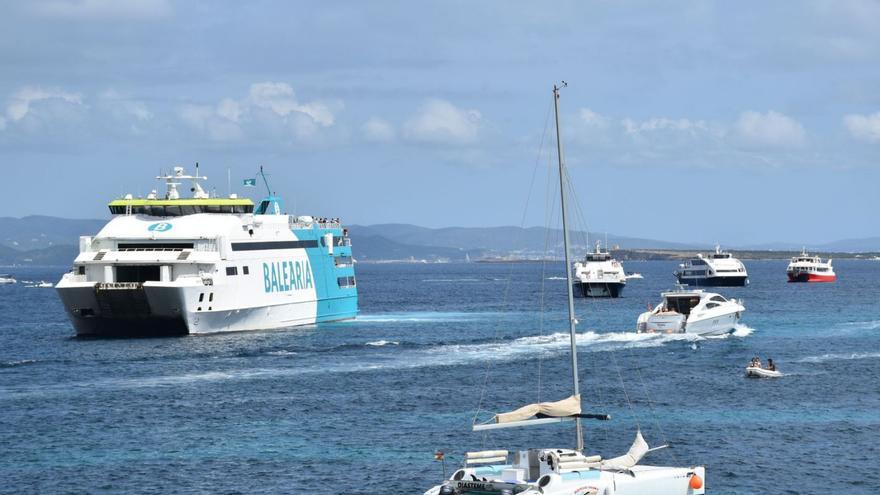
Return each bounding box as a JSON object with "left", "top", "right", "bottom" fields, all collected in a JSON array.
[{"left": 1, "top": 260, "right": 879, "bottom": 494}]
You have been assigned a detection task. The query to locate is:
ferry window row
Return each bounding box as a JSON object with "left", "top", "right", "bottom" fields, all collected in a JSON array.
[
  {"left": 335, "top": 256, "right": 353, "bottom": 267},
  {"left": 226, "top": 266, "right": 250, "bottom": 276},
  {"left": 109, "top": 204, "right": 254, "bottom": 216},
  {"left": 337, "top": 276, "right": 356, "bottom": 288}
]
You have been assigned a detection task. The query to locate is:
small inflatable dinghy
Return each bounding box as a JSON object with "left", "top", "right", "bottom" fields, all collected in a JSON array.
[{"left": 746, "top": 366, "right": 781, "bottom": 378}]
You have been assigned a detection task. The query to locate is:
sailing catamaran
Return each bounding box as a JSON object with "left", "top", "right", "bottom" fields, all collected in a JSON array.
[{"left": 424, "top": 84, "right": 705, "bottom": 495}]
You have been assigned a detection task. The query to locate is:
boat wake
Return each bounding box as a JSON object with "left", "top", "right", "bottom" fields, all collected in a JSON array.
[
  {"left": 833, "top": 320, "right": 880, "bottom": 332},
  {"left": 1, "top": 359, "right": 37, "bottom": 368},
  {"left": 625, "top": 273, "right": 644, "bottom": 279},
  {"left": 357, "top": 311, "right": 499, "bottom": 323},
  {"left": 794, "top": 352, "right": 880, "bottom": 364}
]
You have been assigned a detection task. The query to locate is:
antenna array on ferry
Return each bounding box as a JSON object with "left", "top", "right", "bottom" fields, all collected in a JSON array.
[{"left": 156, "top": 164, "right": 209, "bottom": 200}]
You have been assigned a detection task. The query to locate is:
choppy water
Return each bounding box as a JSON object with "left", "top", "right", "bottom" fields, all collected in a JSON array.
[{"left": 1, "top": 260, "right": 879, "bottom": 494}]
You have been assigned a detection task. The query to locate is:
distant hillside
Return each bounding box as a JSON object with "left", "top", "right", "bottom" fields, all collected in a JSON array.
[
  {"left": 0, "top": 217, "right": 876, "bottom": 264},
  {"left": 348, "top": 223, "right": 702, "bottom": 253},
  {"left": 0, "top": 215, "right": 105, "bottom": 250}
]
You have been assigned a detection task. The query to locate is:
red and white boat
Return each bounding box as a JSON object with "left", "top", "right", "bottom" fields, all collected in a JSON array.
[{"left": 786, "top": 249, "right": 836, "bottom": 282}]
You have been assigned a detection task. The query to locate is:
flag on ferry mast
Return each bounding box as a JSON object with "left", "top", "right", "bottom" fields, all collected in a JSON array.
[{"left": 243, "top": 178, "right": 256, "bottom": 186}]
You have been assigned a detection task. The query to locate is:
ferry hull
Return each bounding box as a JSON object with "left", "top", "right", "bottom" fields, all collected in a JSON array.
[
  {"left": 574, "top": 281, "right": 625, "bottom": 298},
  {"left": 675, "top": 274, "right": 748, "bottom": 287},
  {"left": 787, "top": 272, "right": 836, "bottom": 283},
  {"left": 57, "top": 283, "right": 357, "bottom": 337}
]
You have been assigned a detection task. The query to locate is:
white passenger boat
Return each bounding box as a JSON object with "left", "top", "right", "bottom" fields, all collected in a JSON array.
[
  {"left": 0, "top": 274, "right": 16, "bottom": 285},
  {"left": 637, "top": 288, "right": 744, "bottom": 336},
  {"left": 572, "top": 241, "right": 627, "bottom": 298},
  {"left": 675, "top": 245, "right": 748, "bottom": 287},
  {"left": 425, "top": 83, "right": 705, "bottom": 495},
  {"left": 56, "top": 166, "right": 358, "bottom": 337},
  {"left": 746, "top": 367, "right": 781, "bottom": 378},
  {"left": 786, "top": 248, "right": 836, "bottom": 283}
]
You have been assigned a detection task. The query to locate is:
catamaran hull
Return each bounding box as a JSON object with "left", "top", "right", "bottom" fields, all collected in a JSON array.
[
  {"left": 56, "top": 283, "right": 357, "bottom": 337},
  {"left": 574, "top": 281, "right": 625, "bottom": 298}
]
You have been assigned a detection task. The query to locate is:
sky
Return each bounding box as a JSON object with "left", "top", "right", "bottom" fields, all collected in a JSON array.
[{"left": 0, "top": 0, "right": 878, "bottom": 246}]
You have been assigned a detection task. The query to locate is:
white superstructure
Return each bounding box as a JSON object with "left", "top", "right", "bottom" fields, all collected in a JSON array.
[
  {"left": 572, "top": 241, "right": 626, "bottom": 297},
  {"left": 786, "top": 248, "right": 836, "bottom": 282},
  {"left": 56, "top": 166, "right": 358, "bottom": 337},
  {"left": 637, "top": 288, "right": 744, "bottom": 336},
  {"left": 675, "top": 245, "right": 748, "bottom": 287}
]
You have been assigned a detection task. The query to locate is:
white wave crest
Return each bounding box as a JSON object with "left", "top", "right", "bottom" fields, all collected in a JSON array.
[
  {"left": 267, "top": 350, "right": 298, "bottom": 356},
  {"left": 366, "top": 340, "right": 399, "bottom": 347},
  {"left": 545, "top": 276, "right": 566, "bottom": 280},
  {"left": 795, "top": 352, "right": 880, "bottom": 364},
  {"left": 834, "top": 320, "right": 880, "bottom": 331}
]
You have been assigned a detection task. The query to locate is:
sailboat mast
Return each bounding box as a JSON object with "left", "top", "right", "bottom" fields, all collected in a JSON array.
[{"left": 553, "top": 82, "right": 584, "bottom": 453}]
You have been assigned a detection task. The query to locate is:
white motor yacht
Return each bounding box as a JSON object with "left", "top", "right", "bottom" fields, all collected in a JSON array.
[
  {"left": 572, "top": 241, "right": 626, "bottom": 298},
  {"left": 0, "top": 274, "right": 17, "bottom": 285},
  {"left": 675, "top": 245, "right": 748, "bottom": 287},
  {"left": 637, "top": 288, "right": 744, "bottom": 336}
]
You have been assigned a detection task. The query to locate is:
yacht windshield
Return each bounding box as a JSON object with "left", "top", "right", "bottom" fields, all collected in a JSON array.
[{"left": 665, "top": 295, "right": 701, "bottom": 315}]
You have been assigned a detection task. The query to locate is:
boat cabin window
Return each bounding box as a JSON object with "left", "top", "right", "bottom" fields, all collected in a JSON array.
[
  {"left": 705, "top": 302, "right": 720, "bottom": 309},
  {"left": 666, "top": 296, "right": 701, "bottom": 315},
  {"left": 691, "top": 258, "right": 707, "bottom": 266},
  {"left": 226, "top": 266, "right": 238, "bottom": 276},
  {"left": 710, "top": 295, "right": 727, "bottom": 302}
]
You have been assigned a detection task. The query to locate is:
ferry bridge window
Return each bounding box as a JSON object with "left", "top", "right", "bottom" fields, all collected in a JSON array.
[
  {"left": 243, "top": 266, "right": 249, "bottom": 275},
  {"left": 226, "top": 266, "right": 238, "bottom": 276}
]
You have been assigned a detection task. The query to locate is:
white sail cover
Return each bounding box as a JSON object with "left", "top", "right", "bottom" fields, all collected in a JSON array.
[
  {"left": 494, "top": 394, "right": 581, "bottom": 424},
  {"left": 601, "top": 429, "right": 650, "bottom": 469}
]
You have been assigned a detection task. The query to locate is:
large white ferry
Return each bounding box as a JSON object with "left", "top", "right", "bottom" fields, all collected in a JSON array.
[
  {"left": 674, "top": 245, "right": 748, "bottom": 287},
  {"left": 56, "top": 167, "right": 358, "bottom": 337},
  {"left": 786, "top": 248, "right": 836, "bottom": 283},
  {"left": 572, "top": 241, "right": 626, "bottom": 297}
]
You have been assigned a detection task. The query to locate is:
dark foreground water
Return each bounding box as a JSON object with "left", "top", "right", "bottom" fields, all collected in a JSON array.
[{"left": 1, "top": 260, "right": 879, "bottom": 494}]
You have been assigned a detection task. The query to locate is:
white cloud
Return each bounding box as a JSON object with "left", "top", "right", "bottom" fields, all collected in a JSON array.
[
  {"left": 362, "top": 117, "right": 395, "bottom": 142},
  {"left": 7, "top": 86, "right": 83, "bottom": 122},
  {"left": 403, "top": 99, "right": 482, "bottom": 145},
  {"left": 732, "top": 110, "right": 806, "bottom": 149},
  {"left": 580, "top": 108, "right": 609, "bottom": 128},
  {"left": 622, "top": 117, "right": 710, "bottom": 135},
  {"left": 179, "top": 82, "right": 340, "bottom": 142},
  {"left": 99, "top": 89, "right": 152, "bottom": 121},
  {"left": 216, "top": 98, "right": 242, "bottom": 123},
  {"left": 32, "top": 0, "right": 171, "bottom": 20},
  {"left": 179, "top": 104, "right": 242, "bottom": 141},
  {"left": 843, "top": 112, "right": 880, "bottom": 143},
  {"left": 247, "top": 82, "right": 336, "bottom": 126}
]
